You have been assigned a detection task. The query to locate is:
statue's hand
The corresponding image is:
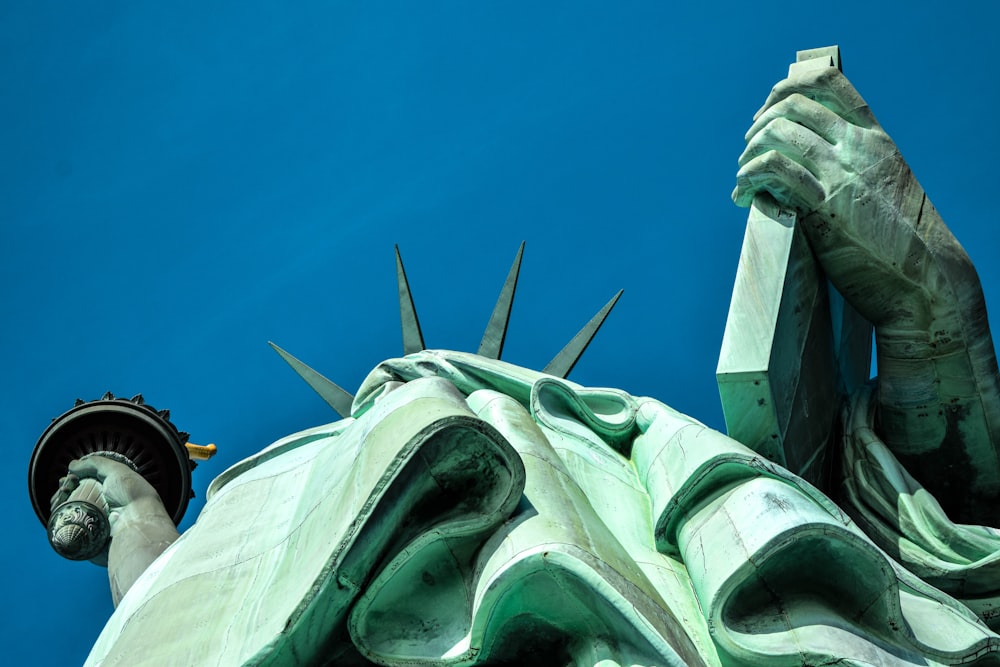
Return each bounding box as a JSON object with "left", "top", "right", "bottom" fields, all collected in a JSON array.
[
  {"left": 67, "top": 455, "right": 180, "bottom": 605},
  {"left": 67, "top": 455, "right": 166, "bottom": 536},
  {"left": 50, "top": 471, "right": 80, "bottom": 513},
  {"left": 733, "top": 65, "right": 896, "bottom": 213},
  {"left": 731, "top": 66, "right": 926, "bottom": 324},
  {"left": 733, "top": 64, "right": 1000, "bottom": 521}
]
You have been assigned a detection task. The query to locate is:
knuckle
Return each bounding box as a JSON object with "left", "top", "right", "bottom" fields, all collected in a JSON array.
[
  {"left": 750, "top": 121, "right": 783, "bottom": 150},
  {"left": 774, "top": 94, "right": 802, "bottom": 113},
  {"left": 759, "top": 149, "right": 784, "bottom": 169}
]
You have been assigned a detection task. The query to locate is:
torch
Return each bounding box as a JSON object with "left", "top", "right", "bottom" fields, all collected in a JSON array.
[{"left": 28, "top": 392, "right": 215, "bottom": 561}]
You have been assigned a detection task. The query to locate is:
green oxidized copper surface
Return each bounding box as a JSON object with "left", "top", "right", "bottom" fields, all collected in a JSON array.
[
  {"left": 86, "top": 351, "right": 1000, "bottom": 666},
  {"left": 55, "top": 46, "right": 1000, "bottom": 666}
]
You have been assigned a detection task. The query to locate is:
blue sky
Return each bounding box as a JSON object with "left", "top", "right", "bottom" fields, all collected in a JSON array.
[{"left": 3, "top": 2, "right": 998, "bottom": 664}]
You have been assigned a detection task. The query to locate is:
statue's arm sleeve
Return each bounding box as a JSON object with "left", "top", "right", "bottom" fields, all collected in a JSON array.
[
  {"left": 734, "top": 63, "right": 1000, "bottom": 518},
  {"left": 106, "top": 496, "right": 180, "bottom": 606},
  {"left": 65, "top": 456, "right": 180, "bottom": 607},
  {"left": 860, "top": 195, "right": 1000, "bottom": 510}
]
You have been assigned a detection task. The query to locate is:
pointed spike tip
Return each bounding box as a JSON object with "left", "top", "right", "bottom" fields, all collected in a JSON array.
[
  {"left": 542, "top": 289, "right": 623, "bottom": 379},
  {"left": 268, "top": 341, "right": 355, "bottom": 419},
  {"left": 478, "top": 241, "right": 525, "bottom": 360},
  {"left": 395, "top": 246, "right": 425, "bottom": 355}
]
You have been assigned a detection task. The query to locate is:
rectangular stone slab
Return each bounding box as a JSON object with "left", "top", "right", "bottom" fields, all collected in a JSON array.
[
  {"left": 717, "top": 198, "right": 864, "bottom": 487},
  {"left": 716, "top": 45, "right": 871, "bottom": 489}
]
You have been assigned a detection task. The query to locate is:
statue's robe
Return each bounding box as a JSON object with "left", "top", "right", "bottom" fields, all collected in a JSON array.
[
  {"left": 841, "top": 385, "right": 1000, "bottom": 629},
  {"left": 86, "top": 351, "right": 1000, "bottom": 667}
]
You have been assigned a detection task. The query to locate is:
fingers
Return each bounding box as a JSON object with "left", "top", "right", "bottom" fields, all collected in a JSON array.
[
  {"left": 736, "top": 68, "right": 878, "bottom": 215},
  {"left": 68, "top": 457, "right": 106, "bottom": 482},
  {"left": 50, "top": 473, "right": 79, "bottom": 510},
  {"left": 68, "top": 455, "right": 133, "bottom": 483},
  {"left": 733, "top": 150, "right": 825, "bottom": 213},
  {"left": 738, "top": 116, "right": 835, "bottom": 180},
  {"left": 68, "top": 455, "right": 161, "bottom": 509},
  {"left": 753, "top": 67, "right": 878, "bottom": 130},
  {"left": 745, "top": 94, "right": 847, "bottom": 147}
]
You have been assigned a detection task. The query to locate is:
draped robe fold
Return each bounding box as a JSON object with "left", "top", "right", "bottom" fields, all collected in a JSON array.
[{"left": 86, "top": 351, "right": 1000, "bottom": 667}]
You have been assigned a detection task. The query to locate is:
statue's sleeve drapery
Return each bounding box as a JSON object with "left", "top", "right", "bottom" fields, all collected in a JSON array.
[{"left": 841, "top": 383, "right": 1000, "bottom": 627}]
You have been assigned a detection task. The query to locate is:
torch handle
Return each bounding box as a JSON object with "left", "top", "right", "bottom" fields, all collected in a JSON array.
[
  {"left": 66, "top": 477, "right": 109, "bottom": 511},
  {"left": 48, "top": 477, "right": 111, "bottom": 561}
]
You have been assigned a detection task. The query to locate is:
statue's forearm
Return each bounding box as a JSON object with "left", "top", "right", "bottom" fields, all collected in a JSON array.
[
  {"left": 732, "top": 62, "right": 1000, "bottom": 518},
  {"left": 874, "top": 201, "right": 1000, "bottom": 518},
  {"left": 806, "top": 177, "right": 1000, "bottom": 518},
  {"left": 107, "top": 498, "right": 179, "bottom": 606}
]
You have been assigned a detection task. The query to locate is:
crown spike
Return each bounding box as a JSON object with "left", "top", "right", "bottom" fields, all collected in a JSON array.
[
  {"left": 477, "top": 241, "right": 525, "bottom": 359},
  {"left": 543, "top": 290, "right": 623, "bottom": 379},
  {"left": 268, "top": 341, "right": 355, "bottom": 419},
  {"left": 395, "top": 245, "right": 425, "bottom": 355}
]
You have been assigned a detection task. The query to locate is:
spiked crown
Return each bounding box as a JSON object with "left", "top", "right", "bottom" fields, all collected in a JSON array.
[{"left": 270, "top": 243, "right": 623, "bottom": 419}]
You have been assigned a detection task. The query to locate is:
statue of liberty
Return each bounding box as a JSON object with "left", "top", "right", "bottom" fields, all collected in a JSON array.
[{"left": 35, "top": 48, "right": 1000, "bottom": 666}]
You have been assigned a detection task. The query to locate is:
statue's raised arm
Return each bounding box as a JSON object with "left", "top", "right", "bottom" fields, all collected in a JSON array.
[{"left": 733, "top": 63, "right": 1000, "bottom": 524}]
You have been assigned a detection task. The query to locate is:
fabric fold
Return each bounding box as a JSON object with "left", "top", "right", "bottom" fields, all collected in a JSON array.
[
  {"left": 87, "top": 376, "right": 524, "bottom": 666},
  {"left": 86, "top": 351, "right": 1000, "bottom": 666},
  {"left": 841, "top": 383, "right": 1000, "bottom": 627}
]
